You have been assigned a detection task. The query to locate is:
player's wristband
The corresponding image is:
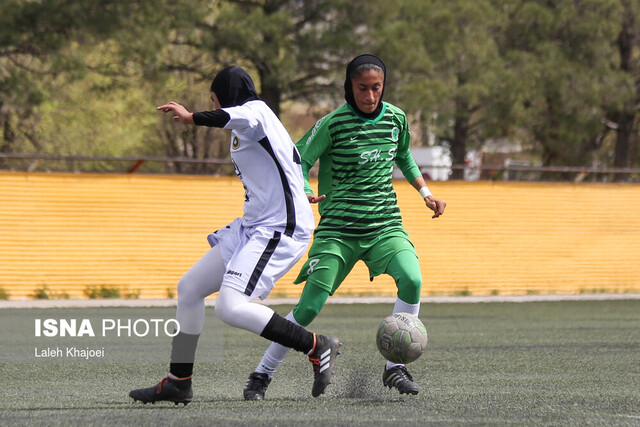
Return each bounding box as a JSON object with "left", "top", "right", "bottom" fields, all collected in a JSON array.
[{"left": 419, "top": 186, "right": 432, "bottom": 199}]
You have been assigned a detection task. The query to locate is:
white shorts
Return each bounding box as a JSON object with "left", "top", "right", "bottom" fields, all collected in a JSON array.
[{"left": 207, "top": 218, "right": 310, "bottom": 300}]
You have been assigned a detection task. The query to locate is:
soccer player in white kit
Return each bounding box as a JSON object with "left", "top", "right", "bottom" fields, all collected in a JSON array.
[{"left": 129, "top": 66, "right": 341, "bottom": 404}]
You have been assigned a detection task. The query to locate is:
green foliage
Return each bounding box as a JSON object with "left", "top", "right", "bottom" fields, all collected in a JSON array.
[
  {"left": 83, "top": 285, "right": 140, "bottom": 299},
  {"left": 124, "top": 289, "right": 141, "bottom": 299},
  {"left": 454, "top": 288, "right": 472, "bottom": 297},
  {"left": 84, "top": 285, "right": 121, "bottom": 299},
  {"left": 30, "top": 285, "right": 69, "bottom": 300},
  {"left": 0, "top": 286, "right": 9, "bottom": 300},
  {"left": 1, "top": 0, "right": 639, "bottom": 173},
  {"left": 31, "top": 286, "right": 50, "bottom": 300}
]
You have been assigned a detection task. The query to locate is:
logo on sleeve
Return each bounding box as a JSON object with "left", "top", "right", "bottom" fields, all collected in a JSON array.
[
  {"left": 391, "top": 127, "right": 399, "bottom": 142},
  {"left": 232, "top": 135, "right": 240, "bottom": 150}
]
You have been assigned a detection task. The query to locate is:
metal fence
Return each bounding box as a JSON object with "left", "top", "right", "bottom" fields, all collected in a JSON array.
[{"left": 1, "top": 152, "right": 639, "bottom": 182}]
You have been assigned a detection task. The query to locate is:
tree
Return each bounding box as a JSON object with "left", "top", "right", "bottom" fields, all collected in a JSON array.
[
  {"left": 2, "top": 0, "right": 638, "bottom": 180},
  {"left": 194, "top": 0, "right": 369, "bottom": 116},
  {"left": 607, "top": 0, "right": 640, "bottom": 181},
  {"left": 0, "top": 0, "right": 159, "bottom": 164},
  {"left": 500, "top": 0, "right": 623, "bottom": 175},
  {"left": 0, "top": 0, "right": 222, "bottom": 172},
  {"left": 368, "top": 0, "right": 515, "bottom": 179}
]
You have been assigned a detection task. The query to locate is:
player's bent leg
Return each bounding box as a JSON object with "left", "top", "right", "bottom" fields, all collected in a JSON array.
[
  {"left": 176, "top": 245, "right": 226, "bottom": 335},
  {"left": 386, "top": 250, "right": 422, "bottom": 306},
  {"left": 245, "top": 311, "right": 297, "bottom": 400},
  {"left": 245, "top": 266, "right": 337, "bottom": 399},
  {"left": 245, "top": 285, "right": 332, "bottom": 400},
  {"left": 292, "top": 280, "right": 331, "bottom": 326},
  {"left": 173, "top": 246, "right": 225, "bottom": 379},
  {"left": 216, "top": 286, "right": 342, "bottom": 398},
  {"left": 130, "top": 247, "right": 225, "bottom": 405},
  {"left": 259, "top": 311, "right": 341, "bottom": 398},
  {"left": 382, "top": 250, "right": 422, "bottom": 395},
  {"left": 215, "top": 286, "right": 274, "bottom": 333}
]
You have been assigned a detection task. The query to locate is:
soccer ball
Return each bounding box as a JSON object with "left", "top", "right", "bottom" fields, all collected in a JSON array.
[{"left": 376, "top": 312, "right": 428, "bottom": 364}]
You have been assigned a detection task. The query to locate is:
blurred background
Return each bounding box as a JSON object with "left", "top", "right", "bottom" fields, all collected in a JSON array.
[
  {"left": 1, "top": 0, "right": 640, "bottom": 300},
  {"left": 1, "top": 0, "right": 639, "bottom": 181}
]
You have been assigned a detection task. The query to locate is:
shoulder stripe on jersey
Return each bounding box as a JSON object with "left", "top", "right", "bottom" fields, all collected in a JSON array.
[
  {"left": 257, "top": 136, "right": 296, "bottom": 237},
  {"left": 245, "top": 231, "right": 281, "bottom": 296}
]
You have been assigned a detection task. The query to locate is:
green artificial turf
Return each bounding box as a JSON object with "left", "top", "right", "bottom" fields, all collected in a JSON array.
[{"left": 1, "top": 300, "right": 639, "bottom": 425}]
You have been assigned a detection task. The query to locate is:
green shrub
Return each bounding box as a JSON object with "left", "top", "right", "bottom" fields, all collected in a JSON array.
[
  {"left": 31, "top": 285, "right": 52, "bottom": 299},
  {"left": 31, "top": 285, "right": 70, "bottom": 299},
  {"left": 84, "top": 285, "right": 121, "bottom": 299},
  {"left": 124, "top": 289, "right": 141, "bottom": 299},
  {"left": 454, "top": 288, "right": 472, "bottom": 297},
  {"left": 0, "top": 286, "right": 9, "bottom": 300}
]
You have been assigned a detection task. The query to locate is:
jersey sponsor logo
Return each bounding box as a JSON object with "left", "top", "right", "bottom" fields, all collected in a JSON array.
[
  {"left": 226, "top": 269, "right": 243, "bottom": 278},
  {"left": 358, "top": 147, "right": 397, "bottom": 165},
  {"left": 306, "top": 115, "right": 327, "bottom": 146},
  {"left": 232, "top": 135, "right": 240, "bottom": 150},
  {"left": 391, "top": 127, "right": 399, "bottom": 142}
]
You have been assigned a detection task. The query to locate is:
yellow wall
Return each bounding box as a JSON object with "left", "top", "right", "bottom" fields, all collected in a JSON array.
[{"left": 1, "top": 171, "right": 639, "bottom": 299}]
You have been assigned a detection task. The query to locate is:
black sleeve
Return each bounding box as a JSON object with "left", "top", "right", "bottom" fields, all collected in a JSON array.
[{"left": 192, "top": 110, "right": 231, "bottom": 128}]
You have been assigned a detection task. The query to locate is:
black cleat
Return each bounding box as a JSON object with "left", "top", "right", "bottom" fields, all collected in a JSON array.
[
  {"left": 309, "top": 334, "right": 342, "bottom": 397},
  {"left": 382, "top": 365, "right": 419, "bottom": 395},
  {"left": 243, "top": 372, "right": 271, "bottom": 401},
  {"left": 129, "top": 377, "right": 193, "bottom": 405}
]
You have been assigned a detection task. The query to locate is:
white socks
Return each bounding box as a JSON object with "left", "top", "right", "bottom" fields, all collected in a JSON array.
[
  {"left": 254, "top": 311, "right": 298, "bottom": 377},
  {"left": 386, "top": 298, "right": 420, "bottom": 371}
]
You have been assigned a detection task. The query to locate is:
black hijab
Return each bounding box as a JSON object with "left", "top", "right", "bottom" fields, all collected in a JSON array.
[
  {"left": 344, "top": 54, "right": 386, "bottom": 119},
  {"left": 210, "top": 66, "right": 261, "bottom": 108}
]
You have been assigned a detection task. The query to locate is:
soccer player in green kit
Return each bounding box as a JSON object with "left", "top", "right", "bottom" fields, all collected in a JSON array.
[{"left": 243, "top": 54, "right": 446, "bottom": 399}]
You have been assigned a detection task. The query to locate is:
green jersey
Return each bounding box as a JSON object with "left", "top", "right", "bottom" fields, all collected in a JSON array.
[{"left": 296, "top": 102, "right": 421, "bottom": 239}]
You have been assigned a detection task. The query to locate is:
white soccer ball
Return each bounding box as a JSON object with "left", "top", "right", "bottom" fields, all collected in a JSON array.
[{"left": 376, "top": 312, "right": 428, "bottom": 364}]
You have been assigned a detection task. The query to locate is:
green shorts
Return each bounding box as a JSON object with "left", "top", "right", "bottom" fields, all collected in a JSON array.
[{"left": 294, "top": 228, "right": 419, "bottom": 295}]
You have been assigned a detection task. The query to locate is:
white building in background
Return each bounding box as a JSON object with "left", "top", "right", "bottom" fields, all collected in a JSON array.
[
  {"left": 393, "top": 138, "right": 524, "bottom": 181},
  {"left": 393, "top": 146, "right": 452, "bottom": 181}
]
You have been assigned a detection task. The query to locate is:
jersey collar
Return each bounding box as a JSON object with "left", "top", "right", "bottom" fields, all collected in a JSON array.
[{"left": 346, "top": 102, "right": 387, "bottom": 125}]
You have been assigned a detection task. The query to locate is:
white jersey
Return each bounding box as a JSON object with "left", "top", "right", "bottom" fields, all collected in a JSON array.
[{"left": 222, "top": 100, "right": 315, "bottom": 240}]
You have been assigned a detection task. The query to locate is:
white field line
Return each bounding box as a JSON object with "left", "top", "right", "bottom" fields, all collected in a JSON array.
[{"left": 1, "top": 293, "right": 639, "bottom": 309}]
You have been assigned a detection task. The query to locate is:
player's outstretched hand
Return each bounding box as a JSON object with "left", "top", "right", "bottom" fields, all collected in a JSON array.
[
  {"left": 425, "top": 195, "right": 446, "bottom": 219},
  {"left": 157, "top": 101, "right": 194, "bottom": 124},
  {"left": 307, "top": 193, "right": 326, "bottom": 204}
]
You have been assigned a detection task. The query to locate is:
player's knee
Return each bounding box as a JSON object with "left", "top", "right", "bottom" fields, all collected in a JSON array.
[
  {"left": 176, "top": 275, "right": 197, "bottom": 304},
  {"left": 214, "top": 302, "right": 229, "bottom": 326},
  {"left": 397, "top": 270, "right": 422, "bottom": 301},
  {"left": 214, "top": 289, "right": 245, "bottom": 326},
  {"left": 214, "top": 296, "right": 231, "bottom": 325},
  {"left": 292, "top": 302, "right": 320, "bottom": 326},
  {"left": 292, "top": 281, "right": 329, "bottom": 326},
  {"left": 405, "top": 270, "right": 422, "bottom": 292}
]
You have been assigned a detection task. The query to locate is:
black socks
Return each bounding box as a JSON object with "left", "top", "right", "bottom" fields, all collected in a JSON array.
[
  {"left": 260, "top": 313, "right": 315, "bottom": 354},
  {"left": 169, "top": 332, "right": 200, "bottom": 379}
]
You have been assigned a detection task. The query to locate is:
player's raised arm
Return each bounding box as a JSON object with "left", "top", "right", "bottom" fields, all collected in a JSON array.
[{"left": 157, "top": 101, "right": 195, "bottom": 124}]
